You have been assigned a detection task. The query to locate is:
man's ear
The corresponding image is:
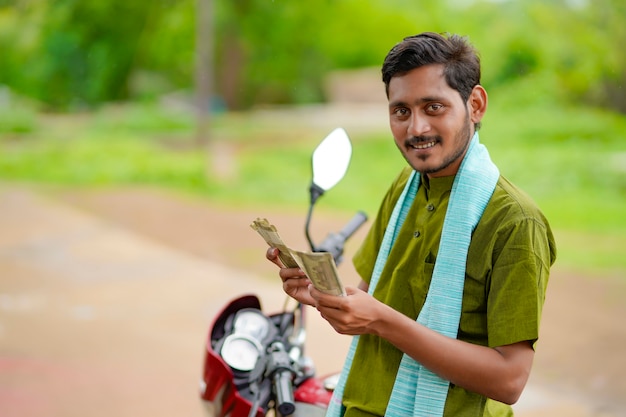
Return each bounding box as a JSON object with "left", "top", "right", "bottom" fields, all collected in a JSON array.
[{"left": 468, "top": 85, "right": 488, "bottom": 125}]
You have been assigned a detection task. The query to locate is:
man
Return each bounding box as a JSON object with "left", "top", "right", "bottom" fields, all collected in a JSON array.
[{"left": 267, "top": 32, "right": 556, "bottom": 416}]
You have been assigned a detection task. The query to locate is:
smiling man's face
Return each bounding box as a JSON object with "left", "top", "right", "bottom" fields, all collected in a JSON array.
[{"left": 387, "top": 64, "right": 484, "bottom": 178}]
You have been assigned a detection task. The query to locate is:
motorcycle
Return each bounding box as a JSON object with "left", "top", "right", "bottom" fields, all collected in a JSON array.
[{"left": 199, "top": 128, "right": 368, "bottom": 417}]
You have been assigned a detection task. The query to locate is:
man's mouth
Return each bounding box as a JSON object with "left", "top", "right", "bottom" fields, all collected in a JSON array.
[{"left": 406, "top": 139, "right": 437, "bottom": 150}]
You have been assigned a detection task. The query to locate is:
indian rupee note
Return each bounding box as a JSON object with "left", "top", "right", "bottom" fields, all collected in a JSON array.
[
  {"left": 291, "top": 250, "right": 345, "bottom": 296},
  {"left": 250, "top": 218, "right": 300, "bottom": 268},
  {"left": 251, "top": 218, "right": 345, "bottom": 296}
]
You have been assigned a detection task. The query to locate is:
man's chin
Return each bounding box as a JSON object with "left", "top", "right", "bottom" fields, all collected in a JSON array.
[{"left": 407, "top": 157, "right": 437, "bottom": 174}]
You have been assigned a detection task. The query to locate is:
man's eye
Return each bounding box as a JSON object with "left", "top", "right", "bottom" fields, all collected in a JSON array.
[
  {"left": 427, "top": 104, "right": 443, "bottom": 113},
  {"left": 394, "top": 108, "right": 409, "bottom": 117}
]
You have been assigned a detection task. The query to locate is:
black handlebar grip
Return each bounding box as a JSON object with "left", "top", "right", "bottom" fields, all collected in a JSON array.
[
  {"left": 338, "top": 211, "right": 368, "bottom": 240},
  {"left": 273, "top": 369, "right": 296, "bottom": 416},
  {"left": 315, "top": 211, "right": 368, "bottom": 263}
]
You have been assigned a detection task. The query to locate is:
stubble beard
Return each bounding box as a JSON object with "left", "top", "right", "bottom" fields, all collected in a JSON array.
[{"left": 415, "top": 116, "right": 473, "bottom": 176}]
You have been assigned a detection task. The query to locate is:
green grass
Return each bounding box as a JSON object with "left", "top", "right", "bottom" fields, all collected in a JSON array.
[
  {"left": 483, "top": 101, "right": 626, "bottom": 235},
  {"left": 1, "top": 96, "right": 625, "bottom": 275}
]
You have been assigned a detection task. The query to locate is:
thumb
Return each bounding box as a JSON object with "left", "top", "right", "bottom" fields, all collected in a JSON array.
[{"left": 344, "top": 285, "right": 363, "bottom": 296}]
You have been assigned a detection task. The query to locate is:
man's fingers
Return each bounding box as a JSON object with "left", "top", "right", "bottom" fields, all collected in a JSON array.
[
  {"left": 266, "top": 246, "right": 278, "bottom": 261},
  {"left": 309, "top": 285, "right": 343, "bottom": 308},
  {"left": 266, "top": 247, "right": 285, "bottom": 268},
  {"left": 279, "top": 266, "right": 307, "bottom": 282}
]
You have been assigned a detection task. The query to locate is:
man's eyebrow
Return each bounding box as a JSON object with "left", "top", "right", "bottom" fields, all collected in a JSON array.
[
  {"left": 420, "top": 96, "right": 445, "bottom": 103},
  {"left": 388, "top": 99, "right": 406, "bottom": 108},
  {"left": 388, "top": 96, "right": 445, "bottom": 108}
]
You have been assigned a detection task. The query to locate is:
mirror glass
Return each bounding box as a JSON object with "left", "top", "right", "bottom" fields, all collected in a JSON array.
[{"left": 312, "top": 128, "right": 352, "bottom": 191}]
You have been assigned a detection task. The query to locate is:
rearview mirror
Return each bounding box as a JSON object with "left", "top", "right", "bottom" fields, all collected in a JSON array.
[
  {"left": 311, "top": 127, "right": 352, "bottom": 193},
  {"left": 306, "top": 127, "right": 353, "bottom": 250}
]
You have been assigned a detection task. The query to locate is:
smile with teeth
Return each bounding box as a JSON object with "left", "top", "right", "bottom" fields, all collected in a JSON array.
[{"left": 410, "top": 140, "right": 436, "bottom": 150}]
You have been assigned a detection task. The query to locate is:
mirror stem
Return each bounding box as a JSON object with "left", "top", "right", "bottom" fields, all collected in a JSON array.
[
  {"left": 309, "top": 182, "right": 325, "bottom": 206},
  {"left": 305, "top": 202, "right": 316, "bottom": 252},
  {"left": 305, "top": 182, "right": 325, "bottom": 252}
]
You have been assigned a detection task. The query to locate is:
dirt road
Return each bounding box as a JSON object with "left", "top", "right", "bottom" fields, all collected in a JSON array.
[{"left": 0, "top": 183, "right": 624, "bottom": 417}]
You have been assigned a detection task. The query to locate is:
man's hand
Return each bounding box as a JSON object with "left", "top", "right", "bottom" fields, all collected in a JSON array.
[
  {"left": 309, "top": 280, "right": 533, "bottom": 405},
  {"left": 309, "top": 284, "right": 381, "bottom": 335},
  {"left": 266, "top": 247, "right": 316, "bottom": 306}
]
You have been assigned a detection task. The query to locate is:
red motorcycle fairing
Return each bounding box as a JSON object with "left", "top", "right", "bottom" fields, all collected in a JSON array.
[
  {"left": 201, "top": 346, "right": 263, "bottom": 417},
  {"left": 209, "top": 295, "right": 263, "bottom": 344},
  {"left": 201, "top": 295, "right": 264, "bottom": 417},
  {"left": 294, "top": 377, "right": 333, "bottom": 408},
  {"left": 200, "top": 294, "right": 332, "bottom": 417}
]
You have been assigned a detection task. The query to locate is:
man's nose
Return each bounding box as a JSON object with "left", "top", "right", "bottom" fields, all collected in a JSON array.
[{"left": 408, "top": 113, "right": 431, "bottom": 137}]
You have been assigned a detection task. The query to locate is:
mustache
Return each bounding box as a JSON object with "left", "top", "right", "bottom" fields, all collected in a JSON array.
[{"left": 404, "top": 135, "right": 442, "bottom": 147}]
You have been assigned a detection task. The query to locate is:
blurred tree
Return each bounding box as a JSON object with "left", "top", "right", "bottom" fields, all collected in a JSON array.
[
  {"left": 585, "top": 0, "right": 626, "bottom": 112},
  {"left": 195, "top": 0, "right": 213, "bottom": 147},
  {"left": 0, "top": 0, "right": 193, "bottom": 109},
  {"left": 10, "top": 0, "right": 154, "bottom": 108},
  {"left": 214, "top": 0, "right": 335, "bottom": 108},
  {"left": 0, "top": 0, "right": 625, "bottom": 113}
]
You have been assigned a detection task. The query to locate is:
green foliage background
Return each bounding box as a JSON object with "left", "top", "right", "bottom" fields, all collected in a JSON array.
[
  {"left": 1, "top": 0, "right": 625, "bottom": 275},
  {"left": 1, "top": 0, "right": 625, "bottom": 111}
]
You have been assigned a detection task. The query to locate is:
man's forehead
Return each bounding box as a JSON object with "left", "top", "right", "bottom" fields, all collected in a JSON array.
[{"left": 388, "top": 65, "right": 456, "bottom": 102}]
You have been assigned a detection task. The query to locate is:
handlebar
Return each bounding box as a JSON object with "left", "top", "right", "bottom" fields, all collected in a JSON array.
[
  {"left": 338, "top": 211, "right": 368, "bottom": 241},
  {"left": 315, "top": 211, "right": 368, "bottom": 264},
  {"left": 267, "top": 342, "right": 296, "bottom": 416}
]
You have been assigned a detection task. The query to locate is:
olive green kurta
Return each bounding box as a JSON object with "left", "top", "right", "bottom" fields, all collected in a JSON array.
[{"left": 342, "top": 167, "right": 556, "bottom": 417}]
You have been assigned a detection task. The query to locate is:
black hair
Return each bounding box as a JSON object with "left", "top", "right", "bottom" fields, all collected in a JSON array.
[{"left": 381, "top": 32, "right": 481, "bottom": 103}]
